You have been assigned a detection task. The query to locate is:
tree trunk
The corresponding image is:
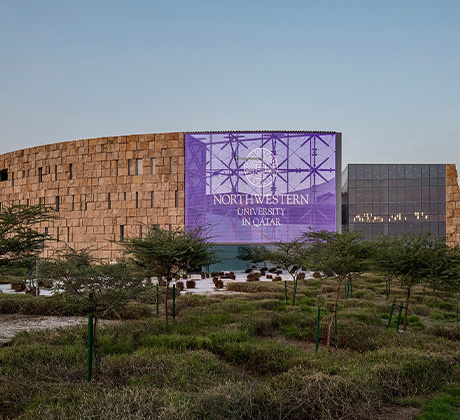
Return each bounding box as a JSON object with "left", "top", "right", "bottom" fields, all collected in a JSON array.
[
  {"left": 403, "top": 283, "right": 411, "bottom": 331},
  {"left": 164, "top": 280, "right": 169, "bottom": 323},
  {"left": 327, "top": 277, "right": 343, "bottom": 351}
]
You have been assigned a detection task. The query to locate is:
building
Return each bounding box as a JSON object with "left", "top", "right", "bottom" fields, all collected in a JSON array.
[
  {"left": 342, "top": 164, "right": 460, "bottom": 246},
  {"left": 0, "top": 131, "right": 342, "bottom": 267}
]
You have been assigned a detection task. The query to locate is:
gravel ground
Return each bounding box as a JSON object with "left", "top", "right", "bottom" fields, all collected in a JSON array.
[{"left": 0, "top": 314, "right": 87, "bottom": 344}]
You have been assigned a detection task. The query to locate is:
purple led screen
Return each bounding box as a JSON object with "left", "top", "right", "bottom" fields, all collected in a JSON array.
[{"left": 185, "top": 132, "right": 337, "bottom": 243}]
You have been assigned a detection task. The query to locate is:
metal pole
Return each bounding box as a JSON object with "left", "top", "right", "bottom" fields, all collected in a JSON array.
[
  {"left": 156, "top": 284, "right": 159, "bottom": 318},
  {"left": 350, "top": 275, "right": 353, "bottom": 298},
  {"left": 172, "top": 284, "right": 176, "bottom": 321},
  {"left": 292, "top": 275, "right": 298, "bottom": 306},
  {"left": 284, "top": 281, "right": 288, "bottom": 306},
  {"left": 35, "top": 251, "right": 39, "bottom": 296},
  {"left": 87, "top": 292, "right": 94, "bottom": 382},
  {"left": 387, "top": 303, "right": 395, "bottom": 329},
  {"left": 315, "top": 306, "right": 321, "bottom": 352},
  {"left": 396, "top": 303, "right": 403, "bottom": 332}
]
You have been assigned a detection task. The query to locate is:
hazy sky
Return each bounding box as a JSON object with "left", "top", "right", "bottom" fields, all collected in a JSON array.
[{"left": 1, "top": 0, "right": 459, "bottom": 169}]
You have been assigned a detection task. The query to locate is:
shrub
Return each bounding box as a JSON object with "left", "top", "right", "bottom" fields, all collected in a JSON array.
[
  {"left": 247, "top": 273, "right": 260, "bottom": 282},
  {"left": 176, "top": 281, "right": 184, "bottom": 291},
  {"left": 298, "top": 272, "right": 306, "bottom": 280},
  {"left": 312, "top": 271, "right": 322, "bottom": 278},
  {"left": 266, "top": 274, "right": 273, "bottom": 279},
  {"left": 273, "top": 276, "right": 281, "bottom": 281},
  {"left": 214, "top": 280, "right": 224, "bottom": 289},
  {"left": 245, "top": 268, "right": 252, "bottom": 273},
  {"left": 186, "top": 279, "right": 196, "bottom": 289},
  {"left": 11, "top": 280, "right": 26, "bottom": 292}
]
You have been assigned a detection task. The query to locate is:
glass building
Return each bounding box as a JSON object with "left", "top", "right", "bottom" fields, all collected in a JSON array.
[{"left": 342, "top": 164, "right": 446, "bottom": 238}]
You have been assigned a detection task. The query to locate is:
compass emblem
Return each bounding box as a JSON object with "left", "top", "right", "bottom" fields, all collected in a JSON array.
[{"left": 244, "top": 148, "right": 278, "bottom": 188}]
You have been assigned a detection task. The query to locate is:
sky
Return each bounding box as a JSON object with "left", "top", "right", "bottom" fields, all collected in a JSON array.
[{"left": 0, "top": 0, "right": 459, "bottom": 169}]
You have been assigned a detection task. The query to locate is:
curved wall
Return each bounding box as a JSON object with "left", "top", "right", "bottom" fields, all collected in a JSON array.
[{"left": 0, "top": 132, "right": 185, "bottom": 260}]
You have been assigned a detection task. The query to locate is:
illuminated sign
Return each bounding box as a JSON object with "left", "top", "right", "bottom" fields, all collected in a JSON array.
[{"left": 185, "top": 132, "right": 338, "bottom": 243}]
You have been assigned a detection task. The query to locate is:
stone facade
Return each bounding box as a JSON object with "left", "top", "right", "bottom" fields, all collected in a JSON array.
[
  {"left": 446, "top": 164, "right": 460, "bottom": 247},
  {"left": 0, "top": 132, "right": 185, "bottom": 260}
]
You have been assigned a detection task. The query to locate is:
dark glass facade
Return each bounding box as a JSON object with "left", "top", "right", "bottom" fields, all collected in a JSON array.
[{"left": 342, "top": 164, "right": 446, "bottom": 238}]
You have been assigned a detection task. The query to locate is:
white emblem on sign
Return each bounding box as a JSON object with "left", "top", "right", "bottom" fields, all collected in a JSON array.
[{"left": 244, "top": 148, "right": 278, "bottom": 188}]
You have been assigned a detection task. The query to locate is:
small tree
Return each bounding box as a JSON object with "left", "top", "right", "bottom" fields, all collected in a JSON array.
[
  {"left": 0, "top": 204, "right": 54, "bottom": 270},
  {"left": 261, "top": 239, "right": 306, "bottom": 281},
  {"left": 121, "top": 225, "right": 219, "bottom": 322},
  {"left": 236, "top": 245, "right": 266, "bottom": 269},
  {"left": 41, "top": 247, "right": 144, "bottom": 371},
  {"left": 303, "top": 230, "right": 370, "bottom": 350}
]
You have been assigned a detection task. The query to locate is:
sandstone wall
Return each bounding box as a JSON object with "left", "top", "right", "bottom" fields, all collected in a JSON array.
[
  {"left": 446, "top": 164, "right": 460, "bottom": 247},
  {"left": 0, "top": 132, "right": 185, "bottom": 260}
]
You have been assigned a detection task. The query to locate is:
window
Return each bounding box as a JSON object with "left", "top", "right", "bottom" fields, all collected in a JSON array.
[
  {"left": 11, "top": 172, "right": 14, "bottom": 186},
  {"left": 84, "top": 194, "right": 87, "bottom": 211},
  {"left": 26, "top": 199, "right": 29, "bottom": 206},
  {"left": 55, "top": 196, "right": 60, "bottom": 211},
  {"left": 115, "top": 160, "right": 119, "bottom": 176},
  {"left": 139, "top": 225, "right": 142, "bottom": 239},
  {"left": 120, "top": 225, "right": 124, "bottom": 240},
  {"left": 38, "top": 167, "right": 43, "bottom": 183},
  {"left": 128, "top": 159, "right": 131, "bottom": 176},
  {"left": 135, "top": 159, "right": 143, "bottom": 175},
  {"left": 168, "top": 224, "right": 172, "bottom": 232},
  {"left": 67, "top": 226, "right": 70, "bottom": 242},
  {"left": 108, "top": 193, "right": 111, "bottom": 209},
  {"left": 44, "top": 227, "right": 48, "bottom": 236},
  {"left": 124, "top": 192, "right": 127, "bottom": 201},
  {"left": 72, "top": 195, "right": 75, "bottom": 211},
  {"left": 0, "top": 169, "right": 7, "bottom": 182},
  {"left": 135, "top": 192, "right": 139, "bottom": 209},
  {"left": 169, "top": 157, "right": 172, "bottom": 173},
  {"left": 150, "top": 191, "right": 154, "bottom": 208},
  {"left": 56, "top": 227, "right": 60, "bottom": 242},
  {"left": 69, "top": 164, "right": 73, "bottom": 180},
  {"left": 55, "top": 165, "right": 58, "bottom": 181},
  {"left": 175, "top": 190, "right": 178, "bottom": 207},
  {"left": 150, "top": 158, "right": 155, "bottom": 175}
]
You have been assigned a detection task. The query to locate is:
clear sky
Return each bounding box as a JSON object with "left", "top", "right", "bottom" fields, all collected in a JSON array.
[{"left": 1, "top": 0, "right": 459, "bottom": 169}]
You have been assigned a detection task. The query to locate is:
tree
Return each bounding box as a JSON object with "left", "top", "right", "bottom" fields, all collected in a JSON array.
[
  {"left": 261, "top": 239, "right": 306, "bottom": 281},
  {"left": 121, "top": 225, "right": 219, "bottom": 322},
  {"left": 0, "top": 204, "right": 54, "bottom": 270},
  {"left": 41, "top": 247, "right": 144, "bottom": 372},
  {"left": 236, "top": 245, "right": 267, "bottom": 269},
  {"left": 303, "top": 230, "right": 370, "bottom": 350},
  {"left": 371, "top": 232, "right": 449, "bottom": 331}
]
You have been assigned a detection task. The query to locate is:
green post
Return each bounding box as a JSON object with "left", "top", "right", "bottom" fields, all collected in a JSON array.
[
  {"left": 396, "top": 303, "right": 403, "bottom": 332},
  {"left": 334, "top": 311, "right": 338, "bottom": 353},
  {"left": 172, "top": 284, "right": 176, "bottom": 320},
  {"left": 315, "top": 305, "right": 321, "bottom": 352},
  {"left": 87, "top": 292, "right": 94, "bottom": 382},
  {"left": 457, "top": 300, "right": 459, "bottom": 324},
  {"left": 284, "top": 281, "right": 288, "bottom": 306},
  {"left": 350, "top": 275, "right": 353, "bottom": 298},
  {"left": 156, "top": 284, "right": 159, "bottom": 318},
  {"left": 387, "top": 302, "right": 395, "bottom": 328},
  {"left": 292, "top": 275, "right": 298, "bottom": 306}
]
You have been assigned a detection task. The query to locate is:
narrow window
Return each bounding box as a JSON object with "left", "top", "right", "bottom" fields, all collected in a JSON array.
[
  {"left": 55, "top": 196, "right": 60, "bottom": 211},
  {"left": 175, "top": 190, "right": 178, "bottom": 207},
  {"left": 0, "top": 169, "right": 7, "bottom": 182},
  {"left": 55, "top": 165, "right": 58, "bottom": 181},
  {"left": 69, "top": 164, "right": 73, "bottom": 179},
  {"left": 124, "top": 192, "right": 127, "bottom": 201},
  {"left": 150, "top": 191, "right": 154, "bottom": 208},
  {"left": 67, "top": 226, "right": 70, "bottom": 242},
  {"left": 128, "top": 159, "right": 131, "bottom": 176},
  {"left": 136, "top": 192, "right": 139, "bottom": 209},
  {"left": 169, "top": 224, "right": 172, "bottom": 232},
  {"left": 115, "top": 160, "right": 119, "bottom": 176},
  {"left": 135, "top": 158, "right": 143, "bottom": 175},
  {"left": 47, "top": 166, "right": 50, "bottom": 175},
  {"left": 120, "top": 225, "right": 124, "bottom": 240},
  {"left": 169, "top": 157, "right": 172, "bottom": 173},
  {"left": 150, "top": 158, "right": 155, "bottom": 175},
  {"left": 26, "top": 199, "right": 29, "bottom": 206},
  {"left": 72, "top": 195, "right": 75, "bottom": 211},
  {"left": 108, "top": 193, "right": 111, "bottom": 209},
  {"left": 11, "top": 172, "right": 14, "bottom": 186},
  {"left": 139, "top": 225, "right": 142, "bottom": 239},
  {"left": 38, "top": 167, "right": 43, "bottom": 183},
  {"left": 56, "top": 227, "right": 60, "bottom": 242},
  {"left": 84, "top": 194, "right": 87, "bottom": 211},
  {"left": 44, "top": 227, "right": 48, "bottom": 235},
  {"left": 0, "top": 202, "right": 2, "bottom": 210}
]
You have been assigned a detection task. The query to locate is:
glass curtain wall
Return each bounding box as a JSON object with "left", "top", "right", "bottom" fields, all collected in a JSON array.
[{"left": 342, "top": 164, "right": 446, "bottom": 238}]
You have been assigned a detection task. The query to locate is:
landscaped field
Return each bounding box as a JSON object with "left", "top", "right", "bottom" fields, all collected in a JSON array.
[{"left": 1, "top": 274, "right": 460, "bottom": 420}]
